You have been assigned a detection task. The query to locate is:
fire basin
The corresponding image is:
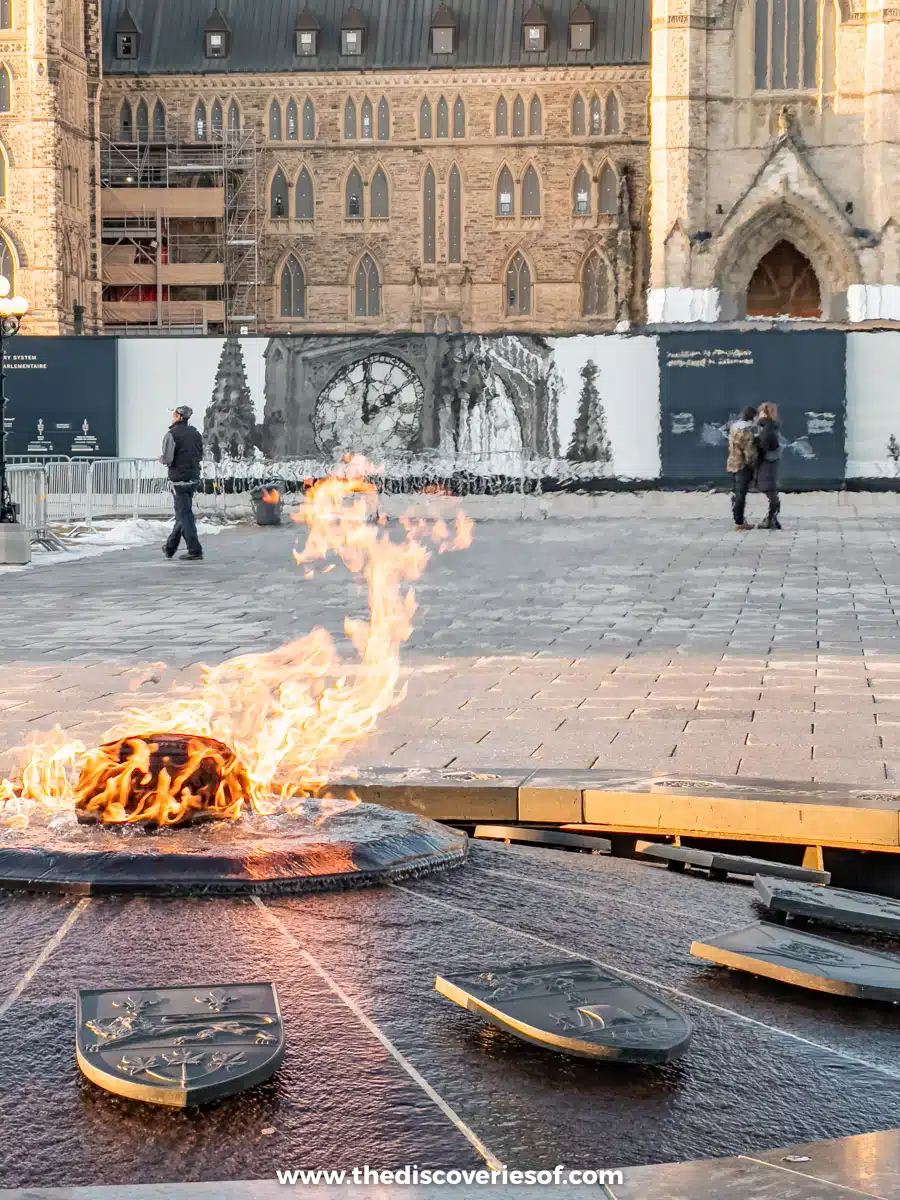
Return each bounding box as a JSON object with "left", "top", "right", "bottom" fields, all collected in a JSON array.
[{"left": 0, "top": 798, "right": 467, "bottom": 896}]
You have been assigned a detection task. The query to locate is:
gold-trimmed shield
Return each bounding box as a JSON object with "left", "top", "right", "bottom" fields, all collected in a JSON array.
[{"left": 76, "top": 983, "right": 284, "bottom": 1106}]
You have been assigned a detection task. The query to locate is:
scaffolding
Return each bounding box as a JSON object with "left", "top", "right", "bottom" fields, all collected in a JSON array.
[
  {"left": 223, "top": 127, "right": 260, "bottom": 336},
  {"left": 99, "top": 124, "right": 262, "bottom": 335}
]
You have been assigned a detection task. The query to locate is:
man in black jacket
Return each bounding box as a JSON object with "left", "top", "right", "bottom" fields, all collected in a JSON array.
[{"left": 160, "top": 406, "right": 204, "bottom": 560}]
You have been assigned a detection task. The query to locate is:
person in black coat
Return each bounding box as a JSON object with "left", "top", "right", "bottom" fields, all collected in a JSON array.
[
  {"left": 754, "top": 401, "right": 782, "bottom": 530},
  {"left": 160, "top": 405, "right": 204, "bottom": 560}
]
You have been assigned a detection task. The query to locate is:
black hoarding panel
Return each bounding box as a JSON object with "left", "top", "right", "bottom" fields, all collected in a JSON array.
[
  {"left": 659, "top": 331, "right": 847, "bottom": 486},
  {"left": 2, "top": 337, "right": 118, "bottom": 458}
]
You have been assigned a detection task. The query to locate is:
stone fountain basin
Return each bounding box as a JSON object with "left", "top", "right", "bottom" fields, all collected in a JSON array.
[{"left": 0, "top": 799, "right": 467, "bottom": 896}]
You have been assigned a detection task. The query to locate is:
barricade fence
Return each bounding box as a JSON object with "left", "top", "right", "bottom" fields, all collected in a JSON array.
[{"left": 6, "top": 454, "right": 622, "bottom": 540}]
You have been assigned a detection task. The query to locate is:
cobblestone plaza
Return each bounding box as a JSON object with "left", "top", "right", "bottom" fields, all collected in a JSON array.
[{"left": 3, "top": 494, "right": 900, "bottom": 788}]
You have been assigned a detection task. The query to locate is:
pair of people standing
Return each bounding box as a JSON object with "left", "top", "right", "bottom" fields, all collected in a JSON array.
[{"left": 726, "top": 402, "right": 782, "bottom": 531}]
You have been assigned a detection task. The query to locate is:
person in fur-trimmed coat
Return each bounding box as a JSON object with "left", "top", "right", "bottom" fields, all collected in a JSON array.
[
  {"left": 726, "top": 406, "right": 758, "bottom": 531},
  {"left": 754, "top": 401, "right": 782, "bottom": 530}
]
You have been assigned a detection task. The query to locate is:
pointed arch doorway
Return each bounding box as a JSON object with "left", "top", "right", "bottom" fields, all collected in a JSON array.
[{"left": 747, "top": 240, "right": 822, "bottom": 318}]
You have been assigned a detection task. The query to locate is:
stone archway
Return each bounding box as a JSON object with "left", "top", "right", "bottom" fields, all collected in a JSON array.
[
  {"left": 713, "top": 198, "right": 858, "bottom": 321},
  {"left": 746, "top": 240, "right": 822, "bottom": 318}
]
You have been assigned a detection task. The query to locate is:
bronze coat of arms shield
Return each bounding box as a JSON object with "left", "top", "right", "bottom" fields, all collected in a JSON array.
[
  {"left": 76, "top": 983, "right": 285, "bottom": 1106},
  {"left": 436, "top": 960, "right": 692, "bottom": 1064}
]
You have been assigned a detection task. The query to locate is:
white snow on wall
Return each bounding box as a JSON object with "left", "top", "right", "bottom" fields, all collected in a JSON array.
[
  {"left": 846, "top": 332, "right": 900, "bottom": 478},
  {"left": 550, "top": 335, "right": 661, "bottom": 479},
  {"left": 117, "top": 338, "right": 267, "bottom": 460}
]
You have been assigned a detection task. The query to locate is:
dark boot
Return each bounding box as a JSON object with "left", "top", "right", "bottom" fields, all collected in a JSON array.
[
  {"left": 757, "top": 516, "right": 773, "bottom": 530},
  {"left": 771, "top": 516, "right": 783, "bottom": 530}
]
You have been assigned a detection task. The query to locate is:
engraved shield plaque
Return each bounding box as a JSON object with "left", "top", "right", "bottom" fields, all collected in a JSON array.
[
  {"left": 691, "top": 923, "right": 900, "bottom": 1000},
  {"left": 436, "top": 960, "right": 692, "bottom": 1063},
  {"left": 76, "top": 983, "right": 284, "bottom": 1106},
  {"left": 755, "top": 876, "right": 900, "bottom": 935}
]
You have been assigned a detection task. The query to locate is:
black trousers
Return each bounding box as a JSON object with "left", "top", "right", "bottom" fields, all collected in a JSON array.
[
  {"left": 165, "top": 484, "right": 202, "bottom": 556},
  {"left": 731, "top": 466, "right": 754, "bottom": 526}
]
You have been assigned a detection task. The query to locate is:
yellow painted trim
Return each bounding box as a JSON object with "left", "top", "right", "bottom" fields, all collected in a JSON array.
[{"left": 582, "top": 789, "right": 900, "bottom": 850}]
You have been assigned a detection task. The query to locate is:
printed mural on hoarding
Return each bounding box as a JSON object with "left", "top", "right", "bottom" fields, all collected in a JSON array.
[
  {"left": 2, "top": 338, "right": 117, "bottom": 458},
  {"left": 658, "top": 331, "right": 847, "bottom": 485},
  {"left": 116, "top": 334, "right": 662, "bottom": 483}
]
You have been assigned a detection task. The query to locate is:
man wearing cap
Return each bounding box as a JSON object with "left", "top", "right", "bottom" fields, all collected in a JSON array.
[{"left": 160, "top": 406, "right": 204, "bottom": 561}]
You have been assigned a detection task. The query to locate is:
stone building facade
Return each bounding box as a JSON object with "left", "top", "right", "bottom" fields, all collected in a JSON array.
[
  {"left": 5, "top": 0, "right": 900, "bottom": 333},
  {"left": 93, "top": 0, "right": 649, "bottom": 336},
  {"left": 649, "top": 0, "right": 900, "bottom": 323},
  {"left": 0, "top": 0, "right": 99, "bottom": 334}
]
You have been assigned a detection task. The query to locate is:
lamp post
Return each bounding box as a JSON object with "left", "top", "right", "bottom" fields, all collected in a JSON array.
[{"left": 0, "top": 275, "right": 29, "bottom": 524}]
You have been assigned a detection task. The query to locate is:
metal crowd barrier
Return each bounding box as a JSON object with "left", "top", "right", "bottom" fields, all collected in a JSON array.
[{"left": 5, "top": 454, "right": 621, "bottom": 544}]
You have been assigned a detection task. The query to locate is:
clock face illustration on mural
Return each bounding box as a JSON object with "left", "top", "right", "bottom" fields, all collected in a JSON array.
[{"left": 313, "top": 355, "right": 424, "bottom": 456}]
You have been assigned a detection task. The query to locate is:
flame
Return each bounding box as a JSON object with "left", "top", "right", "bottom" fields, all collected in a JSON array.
[
  {"left": 0, "top": 457, "right": 473, "bottom": 828},
  {"left": 261, "top": 488, "right": 280, "bottom": 504}
]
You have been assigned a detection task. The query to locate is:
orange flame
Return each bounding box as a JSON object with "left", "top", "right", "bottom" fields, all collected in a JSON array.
[
  {"left": 262, "top": 488, "right": 280, "bottom": 504},
  {"left": 0, "top": 456, "right": 473, "bottom": 828}
]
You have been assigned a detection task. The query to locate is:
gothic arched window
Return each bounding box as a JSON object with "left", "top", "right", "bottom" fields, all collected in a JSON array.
[
  {"left": 153, "top": 100, "right": 166, "bottom": 140},
  {"left": 344, "top": 97, "right": 357, "bottom": 140},
  {"left": 270, "top": 167, "right": 289, "bottom": 218},
  {"left": 378, "top": 96, "right": 390, "bottom": 141},
  {"left": 497, "top": 166, "right": 514, "bottom": 217},
  {"left": 303, "top": 99, "right": 315, "bottom": 140},
  {"left": 361, "top": 96, "right": 373, "bottom": 139},
  {"left": 0, "top": 65, "right": 9, "bottom": 115},
  {"left": 582, "top": 252, "right": 610, "bottom": 316},
  {"left": 448, "top": 165, "right": 462, "bottom": 263},
  {"left": 605, "top": 92, "right": 620, "bottom": 135},
  {"left": 572, "top": 94, "right": 586, "bottom": 135},
  {"left": 512, "top": 95, "right": 525, "bottom": 137},
  {"left": 280, "top": 256, "right": 306, "bottom": 317},
  {"left": 195, "top": 101, "right": 207, "bottom": 140},
  {"left": 228, "top": 100, "right": 240, "bottom": 132},
  {"left": 496, "top": 96, "right": 508, "bottom": 137},
  {"left": 506, "top": 253, "right": 532, "bottom": 316},
  {"left": 420, "top": 96, "right": 432, "bottom": 138},
  {"left": 346, "top": 167, "right": 363, "bottom": 218},
  {"left": 423, "top": 165, "right": 436, "bottom": 264},
  {"left": 590, "top": 95, "right": 602, "bottom": 135},
  {"left": 0, "top": 2, "right": 10, "bottom": 31},
  {"left": 286, "top": 98, "right": 298, "bottom": 140},
  {"left": 573, "top": 165, "right": 592, "bottom": 215},
  {"left": 599, "top": 163, "right": 618, "bottom": 213},
  {"left": 135, "top": 99, "right": 148, "bottom": 141},
  {"left": 269, "top": 100, "right": 282, "bottom": 140},
  {"left": 529, "top": 95, "right": 542, "bottom": 136},
  {"left": 522, "top": 166, "right": 541, "bottom": 217},
  {"left": 371, "top": 167, "right": 389, "bottom": 218},
  {"left": 211, "top": 99, "right": 223, "bottom": 138},
  {"left": 120, "top": 99, "right": 133, "bottom": 140},
  {"left": 453, "top": 96, "right": 465, "bottom": 137},
  {"left": 755, "top": 0, "right": 818, "bottom": 90},
  {"left": 437, "top": 96, "right": 449, "bottom": 138},
  {"left": 296, "top": 167, "right": 314, "bottom": 220},
  {"left": 355, "top": 254, "right": 381, "bottom": 317}
]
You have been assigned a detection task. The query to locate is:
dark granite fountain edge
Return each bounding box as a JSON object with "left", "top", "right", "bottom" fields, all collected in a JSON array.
[
  {"left": 3, "top": 1125, "right": 897, "bottom": 1199},
  {"left": 0, "top": 806, "right": 468, "bottom": 897}
]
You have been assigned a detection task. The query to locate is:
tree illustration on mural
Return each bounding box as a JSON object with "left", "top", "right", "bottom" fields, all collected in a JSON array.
[
  {"left": 204, "top": 338, "right": 260, "bottom": 461},
  {"left": 567, "top": 359, "right": 612, "bottom": 464}
]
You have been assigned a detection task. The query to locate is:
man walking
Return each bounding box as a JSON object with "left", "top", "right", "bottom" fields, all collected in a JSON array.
[
  {"left": 726, "top": 406, "right": 758, "bottom": 531},
  {"left": 160, "top": 405, "right": 204, "bottom": 561}
]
